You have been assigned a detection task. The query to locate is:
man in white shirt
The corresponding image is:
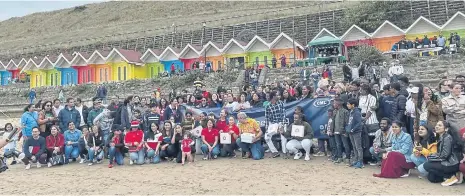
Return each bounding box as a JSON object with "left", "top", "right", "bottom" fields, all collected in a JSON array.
[
  {"left": 53, "top": 99, "right": 64, "bottom": 117},
  {"left": 388, "top": 63, "right": 404, "bottom": 83},
  {"left": 74, "top": 98, "right": 88, "bottom": 129}
]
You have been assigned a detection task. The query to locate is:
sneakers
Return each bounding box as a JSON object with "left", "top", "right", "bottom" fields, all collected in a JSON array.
[
  {"left": 129, "top": 160, "right": 134, "bottom": 165},
  {"left": 203, "top": 154, "right": 208, "bottom": 160},
  {"left": 79, "top": 159, "right": 86, "bottom": 164},
  {"left": 10, "top": 160, "right": 17, "bottom": 165},
  {"left": 47, "top": 162, "right": 52, "bottom": 168},
  {"left": 456, "top": 172, "right": 464, "bottom": 184},
  {"left": 314, "top": 152, "right": 325, "bottom": 157},
  {"left": 294, "top": 152, "right": 303, "bottom": 160},
  {"left": 368, "top": 161, "right": 379, "bottom": 166},
  {"left": 241, "top": 152, "right": 248, "bottom": 159},
  {"left": 441, "top": 175, "right": 458, "bottom": 186},
  {"left": 25, "top": 164, "right": 31, "bottom": 170},
  {"left": 400, "top": 169, "right": 410, "bottom": 178},
  {"left": 108, "top": 164, "right": 113, "bottom": 168},
  {"left": 334, "top": 158, "right": 343, "bottom": 164},
  {"left": 304, "top": 154, "right": 311, "bottom": 161},
  {"left": 271, "top": 152, "right": 280, "bottom": 158},
  {"left": 88, "top": 162, "right": 93, "bottom": 166},
  {"left": 36, "top": 162, "right": 41, "bottom": 168},
  {"left": 353, "top": 161, "right": 364, "bottom": 169}
]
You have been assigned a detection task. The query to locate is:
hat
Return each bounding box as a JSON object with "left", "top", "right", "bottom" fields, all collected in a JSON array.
[
  {"left": 407, "top": 86, "right": 419, "bottom": 94},
  {"left": 131, "top": 120, "right": 140, "bottom": 128}
]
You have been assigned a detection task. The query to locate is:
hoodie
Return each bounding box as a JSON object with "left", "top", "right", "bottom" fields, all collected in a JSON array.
[
  {"left": 380, "top": 95, "right": 395, "bottom": 119},
  {"left": 20, "top": 111, "right": 39, "bottom": 137},
  {"left": 346, "top": 108, "right": 362, "bottom": 133}
]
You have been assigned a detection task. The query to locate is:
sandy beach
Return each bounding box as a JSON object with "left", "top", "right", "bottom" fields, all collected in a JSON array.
[{"left": 1, "top": 154, "right": 464, "bottom": 195}]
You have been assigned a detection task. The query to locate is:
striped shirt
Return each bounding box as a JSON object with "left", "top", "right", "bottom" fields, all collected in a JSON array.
[{"left": 359, "top": 94, "right": 378, "bottom": 125}]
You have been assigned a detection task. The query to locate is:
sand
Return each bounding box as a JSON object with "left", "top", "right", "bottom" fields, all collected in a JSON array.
[{"left": 1, "top": 155, "right": 465, "bottom": 195}]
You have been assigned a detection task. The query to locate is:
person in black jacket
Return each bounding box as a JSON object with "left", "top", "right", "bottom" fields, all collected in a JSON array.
[
  {"left": 163, "top": 98, "right": 183, "bottom": 124},
  {"left": 107, "top": 125, "right": 125, "bottom": 168},
  {"left": 389, "top": 83, "right": 407, "bottom": 125},
  {"left": 87, "top": 126, "right": 105, "bottom": 166}
]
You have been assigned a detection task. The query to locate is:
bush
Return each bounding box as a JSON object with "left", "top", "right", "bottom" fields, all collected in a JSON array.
[
  {"left": 348, "top": 45, "right": 387, "bottom": 65},
  {"left": 74, "top": 84, "right": 90, "bottom": 94}
]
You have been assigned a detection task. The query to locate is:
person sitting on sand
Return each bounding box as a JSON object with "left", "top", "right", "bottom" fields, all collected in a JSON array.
[
  {"left": 201, "top": 119, "right": 220, "bottom": 160},
  {"left": 107, "top": 125, "right": 125, "bottom": 168},
  {"left": 409, "top": 124, "right": 437, "bottom": 177},
  {"left": 284, "top": 113, "right": 314, "bottom": 161},
  {"left": 20, "top": 127, "right": 47, "bottom": 170},
  {"left": 219, "top": 116, "right": 240, "bottom": 158},
  {"left": 64, "top": 122, "right": 82, "bottom": 164},
  {"left": 373, "top": 121, "right": 415, "bottom": 178},
  {"left": 125, "top": 121, "right": 145, "bottom": 165},
  {"left": 237, "top": 112, "right": 264, "bottom": 160},
  {"left": 45, "top": 125, "right": 65, "bottom": 167}
]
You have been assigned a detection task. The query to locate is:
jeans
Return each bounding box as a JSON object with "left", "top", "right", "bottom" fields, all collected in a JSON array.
[
  {"left": 318, "top": 139, "right": 329, "bottom": 153},
  {"left": 264, "top": 129, "right": 287, "bottom": 153},
  {"left": 129, "top": 150, "right": 145, "bottom": 164},
  {"left": 369, "top": 147, "right": 382, "bottom": 162},
  {"left": 200, "top": 144, "right": 220, "bottom": 157},
  {"left": 410, "top": 154, "right": 428, "bottom": 176},
  {"left": 349, "top": 132, "right": 363, "bottom": 163},
  {"left": 146, "top": 149, "right": 161, "bottom": 163},
  {"left": 102, "top": 130, "right": 110, "bottom": 146},
  {"left": 220, "top": 144, "right": 236, "bottom": 157},
  {"left": 64, "top": 145, "right": 80, "bottom": 162},
  {"left": 286, "top": 139, "right": 313, "bottom": 155},
  {"left": 423, "top": 162, "right": 459, "bottom": 183},
  {"left": 88, "top": 147, "right": 104, "bottom": 162},
  {"left": 334, "top": 134, "right": 351, "bottom": 159},
  {"left": 236, "top": 138, "right": 264, "bottom": 160},
  {"left": 108, "top": 147, "right": 124, "bottom": 165},
  {"left": 328, "top": 136, "right": 336, "bottom": 157},
  {"left": 160, "top": 144, "right": 178, "bottom": 159}
]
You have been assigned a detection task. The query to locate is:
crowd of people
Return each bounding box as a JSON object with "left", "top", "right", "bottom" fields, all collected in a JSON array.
[{"left": 1, "top": 61, "right": 465, "bottom": 187}]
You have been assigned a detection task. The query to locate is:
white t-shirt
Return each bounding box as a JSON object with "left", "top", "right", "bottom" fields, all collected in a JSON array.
[
  {"left": 2, "top": 131, "right": 17, "bottom": 150},
  {"left": 75, "top": 105, "right": 86, "bottom": 127},
  {"left": 53, "top": 105, "right": 64, "bottom": 116},
  {"left": 359, "top": 94, "right": 378, "bottom": 125}
]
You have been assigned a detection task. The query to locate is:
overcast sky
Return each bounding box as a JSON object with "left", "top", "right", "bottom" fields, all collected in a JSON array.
[{"left": 0, "top": 1, "right": 104, "bottom": 21}]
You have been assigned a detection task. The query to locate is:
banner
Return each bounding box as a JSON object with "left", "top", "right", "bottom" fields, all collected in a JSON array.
[{"left": 184, "top": 97, "right": 332, "bottom": 139}]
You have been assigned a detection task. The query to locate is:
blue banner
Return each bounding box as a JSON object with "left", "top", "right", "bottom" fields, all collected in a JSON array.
[{"left": 185, "top": 97, "right": 332, "bottom": 139}]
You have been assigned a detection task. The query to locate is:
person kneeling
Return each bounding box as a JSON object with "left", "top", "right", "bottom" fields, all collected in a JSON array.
[
  {"left": 20, "top": 127, "right": 47, "bottom": 170},
  {"left": 237, "top": 112, "right": 264, "bottom": 160},
  {"left": 201, "top": 119, "right": 220, "bottom": 160},
  {"left": 87, "top": 126, "right": 105, "bottom": 166},
  {"left": 45, "top": 125, "right": 65, "bottom": 167},
  {"left": 64, "top": 122, "right": 82, "bottom": 164},
  {"left": 219, "top": 116, "right": 240, "bottom": 158},
  {"left": 125, "top": 121, "right": 145, "bottom": 165},
  {"left": 107, "top": 125, "right": 125, "bottom": 168},
  {"left": 284, "top": 113, "right": 314, "bottom": 161}
]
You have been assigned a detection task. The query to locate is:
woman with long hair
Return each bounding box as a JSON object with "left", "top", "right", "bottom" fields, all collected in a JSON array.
[
  {"left": 201, "top": 119, "right": 220, "bottom": 160},
  {"left": 234, "top": 92, "right": 251, "bottom": 111},
  {"left": 145, "top": 123, "right": 162, "bottom": 164},
  {"left": 45, "top": 125, "right": 65, "bottom": 167},
  {"left": 187, "top": 95, "right": 197, "bottom": 106},
  {"left": 281, "top": 89, "right": 296, "bottom": 103},
  {"left": 158, "top": 98, "right": 168, "bottom": 121},
  {"left": 373, "top": 121, "right": 415, "bottom": 178},
  {"left": 410, "top": 124, "right": 437, "bottom": 177},
  {"left": 209, "top": 93, "right": 223, "bottom": 108},
  {"left": 38, "top": 101, "right": 57, "bottom": 138},
  {"left": 249, "top": 93, "right": 263, "bottom": 108},
  {"left": 87, "top": 125, "right": 105, "bottom": 166},
  {"left": 20, "top": 104, "right": 39, "bottom": 140},
  {"left": 159, "top": 122, "right": 176, "bottom": 160},
  {"left": 421, "top": 87, "right": 443, "bottom": 128}
]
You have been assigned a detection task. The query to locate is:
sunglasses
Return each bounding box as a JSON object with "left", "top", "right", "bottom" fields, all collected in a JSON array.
[{"left": 46, "top": 104, "right": 52, "bottom": 107}]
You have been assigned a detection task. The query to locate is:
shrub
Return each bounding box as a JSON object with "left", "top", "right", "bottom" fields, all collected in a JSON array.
[{"left": 348, "top": 44, "right": 387, "bottom": 65}]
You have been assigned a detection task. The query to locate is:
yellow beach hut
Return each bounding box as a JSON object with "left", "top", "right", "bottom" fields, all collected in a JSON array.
[
  {"left": 222, "top": 38, "right": 248, "bottom": 69},
  {"left": 441, "top": 11, "right": 465, "bottom": 46},
  {"left": 22, "top": 58, "right": 43, "bottom": 88},
  {"left": 106, "top": 48, "right": 145, "bottom": 81},
  {"left": 141, "top": 49, "right": 164, "bottom": 78},
  {"left": 405, "top": 16, "right": 441, "bottom": 41},
  {"left": 39, "top": 55, "right": 61, "bottom": 87}
]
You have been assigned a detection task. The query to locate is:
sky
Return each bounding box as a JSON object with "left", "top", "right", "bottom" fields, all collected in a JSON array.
[{"left": 0, "top": 1, "right": 104, "bottom": 21}]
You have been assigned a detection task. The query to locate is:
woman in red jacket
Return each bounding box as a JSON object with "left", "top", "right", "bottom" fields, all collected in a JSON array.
[
  {"left": 45, "top": 125, "right": 64, "bottom": 167},
  {"left": 220, "top": 116, "right": 240, "bottom": 157}
]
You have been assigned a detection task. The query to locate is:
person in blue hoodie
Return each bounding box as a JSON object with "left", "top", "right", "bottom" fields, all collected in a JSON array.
[
  {"left": 380, "top": 84, "right": 395, "bottom": 119},
  {"left": 20, "top": 104, "right": 39, "bottom": 139},
  {"left": 346, "top": 98, "right": 363, "bottom": 169},
  {"left": 58, "top": 98, "right": 81, "bottom": 133},
  {"left": 63, "top": 122, "right": 82, "bottom": 164}
]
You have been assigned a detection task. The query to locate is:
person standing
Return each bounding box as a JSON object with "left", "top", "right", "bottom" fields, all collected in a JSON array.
[
  {"left": 271, "top": 56, "right": 277, "bottom": 68},
  {"left": 28, "top": 88, "right": 37, "bottom": 104},
  {"left": 75, "top": 98, "right": 89, "bottom": 130},
  {"left": 264, "top": 91, "right": 287, "bottom": 158},
  {"left": 87, "top": 98, "right": 103, "bottom": 127},
  {"left": 332, "top": 99, "right": 350, "bottom": 164},
  {"left": 96, "top": 84, "right": 108, "bottom": 104},
  {"left": 346, "top": 98, "right": 364, "bottom": 168},
  {"left": 20, "top": 104, "right": 39, "bottom": 140},
  {"left": 280, "top": 54, "right": 286, "bottom": 68},
  {"left": 58, "top": 98, "right": 81, "bottom": 133}
]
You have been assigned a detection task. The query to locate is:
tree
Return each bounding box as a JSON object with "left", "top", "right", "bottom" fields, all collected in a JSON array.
[
  {"left": 340, "top": 1, "right": 413, "bottom": 33},
  {"left": 348, "top": 44, "right": 387, "bottom": 65}
]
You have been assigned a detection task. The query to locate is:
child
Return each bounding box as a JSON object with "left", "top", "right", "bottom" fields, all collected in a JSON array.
[
  {"left": 346, "top": 98, "right": 363, "bottom": 169},
  {"left": 326, "top": 109, "right": 337, "bottom": 162},
  {"left": 2, "top": 123, "right": 18, "bottom": 165},
  {"left": 181, "top": 132, "right": 194, "bottom": 165}
]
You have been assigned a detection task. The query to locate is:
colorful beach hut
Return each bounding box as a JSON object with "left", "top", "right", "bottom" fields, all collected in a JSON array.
[
  {"left": 405, "top": 16, "right": 441, "bottom": 41},
  {"left": 340, "top": 25, "right": 373, "bottom": 57},
  {"left": 106, "top": 48, "right": 145, "bottom": 81},
  {"left": 88, "top": 50, "right": 111, "bottom": 83},
  {"left": 441, "top": 11, "right": 465, "bottom": 45},
  {"left": 22, "top": 58, "right": 43, "bottom": 88},
  {"left": 55, "top": 53, "right": 77, "bottom": 86},
  {"left": 269, "top": 32, "right": 306, "bottom": 68},
  {"left": 179, "top": 44, "right": 202, "bottom": 71},
  {"left": 200, "top": 41, "right": 224, "bottom": 71},
  {"left": 140, "top": 49, "right": 164, "bottom": 78},
  {"left": 371, "top": 21, "right": 406, "bottom": 52},
  {"left": 308, "top": 29, "right": 344, "bottom": 64},
  {"left": 159, "top": 46, "right": 183, "bottom": 73},
  {"left": 71, "top": 52, "right": 94, "bottom": 84},
  {"left": 245, "top": 35, "right": 272, "bottom": 68},
  {"left": 5, "top": 58, "right": 27, "bottom": 80},
  {"left": 0, "top": 61, "right": 9, "bottom": 86},
  {"left": 39, "top": 56, "right": 61, "bottom": 87},
  {"left": 222, "top": 38, "right": 248, "bottom": 69}
]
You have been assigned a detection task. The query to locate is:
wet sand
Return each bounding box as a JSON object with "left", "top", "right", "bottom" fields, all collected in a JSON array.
[{"left": 1, "top": 154, "right": 464, "bottom": 195}]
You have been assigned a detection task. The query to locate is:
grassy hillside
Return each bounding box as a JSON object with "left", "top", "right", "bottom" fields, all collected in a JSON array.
[{"left": 0, "top": 1, "right": 355, "bottom": 55}]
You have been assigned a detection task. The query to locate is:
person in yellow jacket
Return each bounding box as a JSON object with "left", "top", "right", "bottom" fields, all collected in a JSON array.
[{"left": 410, "top": 124, "right": 438, "bottom": 177}]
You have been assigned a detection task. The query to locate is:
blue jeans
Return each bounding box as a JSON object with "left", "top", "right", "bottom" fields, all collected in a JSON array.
[
  {"left": 334, "top": 134, "right": 351, "bottom": 159},
  {"left": 64, "top": 145, "right": 80, "bottom": 162},
  {"left": 410, "top": 154, "right": 428, "bottom": 176},
  {"left": 108, "top": 147, "right": 124, "bottom": 165},
  {"left": 102, "top": 130, "right": 110, "bottom": 146},
  {"left": 328, "top": 136, "right": 336, "bottom": 157},
  {"left": 200, "top": 144, "right": 220, "bottom": 157},
  {"left": 369, "top": 147, "right": 382, "bottom": 162},
  {"left": 236, "top": 138, "right": 264, "bottom": 160},
  {"left": 129, "top": 150, "right": 145, "bottom": 164},
  {"left": 146, "top": 149, "right": 161, "bottom": 164},
  {"left": 88, "top": 147, "right": 104, "bottom": 162}
]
